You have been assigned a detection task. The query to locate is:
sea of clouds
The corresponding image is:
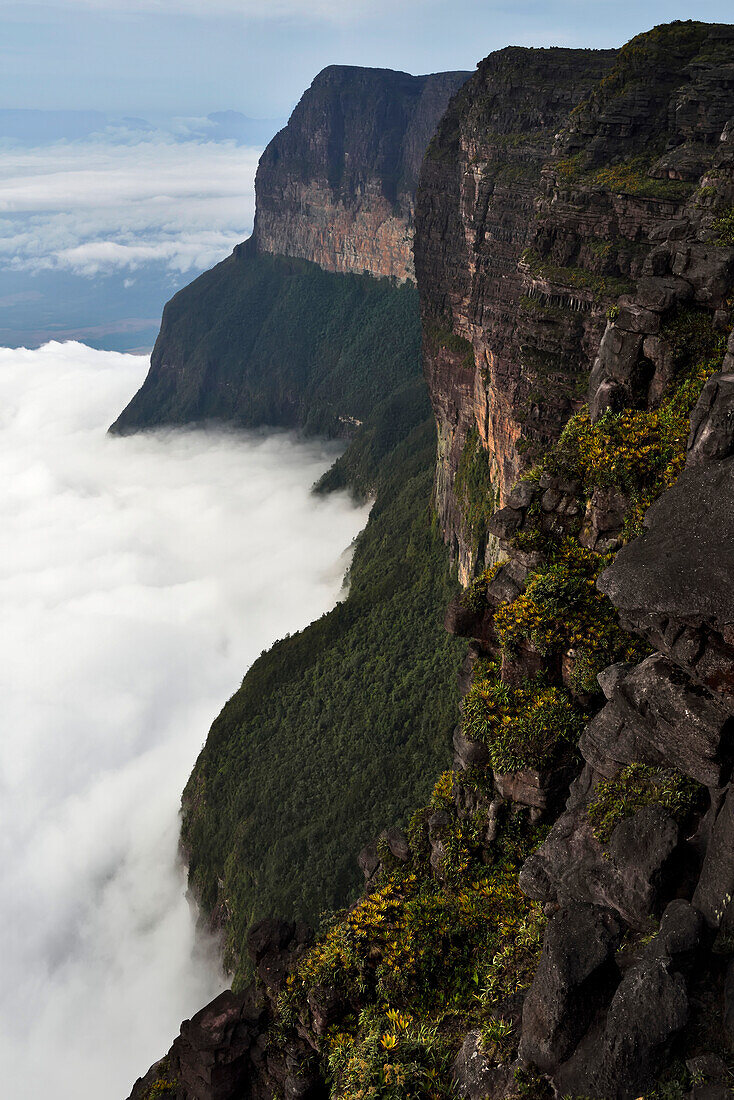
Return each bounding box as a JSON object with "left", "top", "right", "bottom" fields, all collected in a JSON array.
[
  {"left": 0, "top": 130, "right": 261, "bottom": 277},
  {"left": 0, "top": 114, "right": 270, "bottom": 348},
  {"left": 0, "top": 340, "right": 369, "bottom": 1098}
]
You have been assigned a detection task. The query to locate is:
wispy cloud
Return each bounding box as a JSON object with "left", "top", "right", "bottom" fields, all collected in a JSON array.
[
  {"left": 0, "top": 135, "right": 262, "bottom": 275},
  {"left": 0, "top": 340, "right": 369, "bottom": 1099}
]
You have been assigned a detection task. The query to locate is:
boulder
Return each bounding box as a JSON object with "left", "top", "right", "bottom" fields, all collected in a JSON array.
[
  {"left": 693, "top": 782, "right": 734, "bottom": 929},
  {"left": 453, "top": 1031, "right": 516, "bottom": 1100},
  {"left": 520, "top": 803, "right": 679, "bottom": 929},
  {"left": 579, "top": 486, "right": 628, "bottom": 550},
  {"left": 454, "top": 724, "right": 490, "bottom": 769},
  {"left": 487, "top": 506, "right": 524, "bottom": 542},
  {"left": 506, "top": 480, "right": 537, "bottom": 510},
  {"left": 597, "top": 661, "right": 633, "bottom": 700},
  {"left": 687, "top": 371, "right": 734, "bottom": 468},
  {"left": 175, "top": 987, "right": 267, "bottom": 1100},
  {"left": 384, "top": 826, "right": 410, "bottom": 861},
  {"left": 555, "top": 958, "right": 688, "bottom": 1100},
  {"left": 644, "top": 899, "right": 704, "bottom": 968},
  {"left": 579, "top": 655, "right": 734, "bottom": 787},
  {"left": 598, "top": 461, "right": 734, "bottom": 700},
  {"left": 519, "top": 904, "right": 623, "bottom": 1070}
]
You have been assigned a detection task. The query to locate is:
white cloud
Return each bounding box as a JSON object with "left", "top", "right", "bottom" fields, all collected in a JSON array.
[
  {"left": 0, "top": 341, "right": 369, "bottom": 1099},
  {"left": 0, "top": 136, "right": 261, "bottom": 276}
]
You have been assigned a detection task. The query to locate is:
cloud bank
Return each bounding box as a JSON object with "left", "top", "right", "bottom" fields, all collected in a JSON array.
[
  {"left": 0, "top": 341, "right": 369, "bottom": 1099},
  {"left": 0, "top": 135, "right": 262, "bottom": 276}
]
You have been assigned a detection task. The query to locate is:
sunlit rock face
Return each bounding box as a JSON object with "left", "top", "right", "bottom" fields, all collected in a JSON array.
[
  {"left": 253, "top": 65, "right": 469, "bottom": 282},
  {"left": 415, "top": 45, "right": 618, "bottom": 582}
]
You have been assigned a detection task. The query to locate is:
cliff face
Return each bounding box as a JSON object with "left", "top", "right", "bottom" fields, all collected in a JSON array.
[
  {"left": 124, "top": 23, "right": 734, "bottom": 1100},
  {"left": 415, "top": 46, "right": 617, "bottom": 582},
  {"left": 254, "top": 66, "right": 469, "bottom": 282},
  {"left": 111, "top": 65, "right": 467, "bottom": 436},
  {"left": 416, "top": 24, "right": 734, "bottom": 582}
]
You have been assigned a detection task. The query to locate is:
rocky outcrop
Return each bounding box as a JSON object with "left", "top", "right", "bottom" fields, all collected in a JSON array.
[
  {"left": 417, "top": 23, "right": 734, "bottom": 581},
  {"left": 127, "top": 924, "right": 322, "bottom": 1100},
  {"left": 255, "top": 65, "right": 468, "bottom": 281},
  {"left": 111, "top": 64, "right": 467, "bottom": 436}
]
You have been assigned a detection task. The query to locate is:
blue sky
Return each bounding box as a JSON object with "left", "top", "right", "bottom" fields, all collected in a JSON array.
[{"left": 2, "top": 0, "right": 734, "bottom": 117}]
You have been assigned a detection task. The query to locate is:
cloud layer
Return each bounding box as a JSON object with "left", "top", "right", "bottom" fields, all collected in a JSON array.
[
  {"left": 0, "top": 135, "right": 262, "bottom": 276},
  {"left": 0, "top": 341, "right": 369, "bottom": 1098}
]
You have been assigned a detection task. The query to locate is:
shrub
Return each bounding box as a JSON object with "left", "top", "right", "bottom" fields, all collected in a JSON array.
[
  {"left": 462, "top": 670, "right": 583, "bottom": 773},
  {"left": 711, "top": 206, "right": 734, "bottom": 246},
  {"left": 493, "top": 543, "right": 647, "bottom": 684},
  {"left": 587, "top": 763, "right": 703, "bottom": 843}
]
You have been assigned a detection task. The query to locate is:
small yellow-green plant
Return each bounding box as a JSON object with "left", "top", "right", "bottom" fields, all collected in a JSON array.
[
  {"left": 587, "top": 763, "right": 703, "bottom": 843},
  {"left": 463, "top": 667, "right": 583, "bottom": 773}
]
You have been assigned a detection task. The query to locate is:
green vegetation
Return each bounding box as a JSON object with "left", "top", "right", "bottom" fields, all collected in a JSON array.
[
  {"left": 587, "top": 764, "right": 703, "bottom": 843},
  {"left": 277, "top": 808, "right": 547, "bottom": 1100},
  {"left": 463, "top": 662, "right": 583, "bottom": 773},
  {"left": 536, "top": 306, "right": 727, "bottom": 536},
  {"left": 424, "top": 321, "right": 475, "bottom": 370},
  {"left": 183, "top": 417, "right": 464, "bottom": 987},
  {"left": 711, "top": 206, "right": 734, "bottom": 246},
  {"left": 520, "top": 249, "right": 634, "bottom": 302},
  {"left": 556, "top": 153, "right": 695, "bottom": 203},
  {"left": 454, "top": 428, "right": 498, "bottom": 559},
  {"left": 113, "top": 247, "right": 422, "bottom": 438},
  {"left": 493, "top": 542, "right": 648, "bottom": 690}
]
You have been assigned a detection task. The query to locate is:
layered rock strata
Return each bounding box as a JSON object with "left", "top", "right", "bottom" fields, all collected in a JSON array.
[
  {"left": 417, "top": 23, "right": 734, "bottom": 582},
  {"left": 254, "top": 65, "right": 469, "bottom": 281}
]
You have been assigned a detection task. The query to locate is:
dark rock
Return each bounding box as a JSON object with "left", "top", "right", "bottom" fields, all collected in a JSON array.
[
  {"left": 487, "top": 506, "right": 524, "bottom": 542},
  {"left": 636, "top": 275, "right": 693, "bottom": 312},
  {"left": 458, "top": 643, "right": 482, "bottom": 698},
  {"left": 444, "top": 594, "right": 485, "bottom": 637},
  {"left": 693, "top": 783, "right": 734, "bottom": 929},
  {"left": 541, "top": 488, "right": 563, "bottom": 513},
  {"left": 384, "top": 826, "right": 409, "bottom": 861},
  {"left": 307, "top": 985, "right": 345, "bottom": 1037},
  {"left": 724, "top": 958, "right": 734, "bottom": 1040},
  {"left": 579, "top": 655, "right": 734, "bottom": 787},
  {"left": 428, "top": 809, "right": 452, "bottom": 874},
  {"left": 589, "top": 327, "right": 644, "bottom": 419},
  {"left": 175, "top": 987, "right": 267, "bottom": 1100},
  {"left": 454, "top": 724, "right": 490, "bottom": 769},
  {"left": 487, "top": 558, "right": 531, "bottom": 606},
  {"left": 645, "top": 899, "right": 703, "bottom": 967},
  {"left": 597, "top": 662, "right": 633, "bottom": 700},
  {"left": 247, "top": 918, "right": 311, "bottom": 993},
  {"left": 671, "top": 244, "right": 734, "bottom": 307},
  {"left": 555, "top": 958, "right": 688, "bottom": 1100},
  {"left": 493, "top": 759, "right": 575, "bottom": 813},
  {"left": 687, "top": 371, "right": 734, "bottom": 468},
  {"left": 598, "top": 460, "right": 734, "bottom": 699},
  {"left": 686, "top": 1052, "right": 730, "bottom": 1087},
  {"left": 519, "top": 904, "right": 623, "bottom": 1070},
  {"left": 520, "top": 803, "right": 679, "bottom": 928},
  {"left": 506, "top": 480, "right": 537, "bottom": 510},
  {"left": 357, "top": 840, "right": 380, "bottom": 881},
  {"left": 453, "top": 1031, "right": 516, "bottom": 1100},
  {"left": 579, "top": 486, "right": 628, "bottom": 550},
  {"left": 247, "top": 917, "right": 295, "bottom": 964}
]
